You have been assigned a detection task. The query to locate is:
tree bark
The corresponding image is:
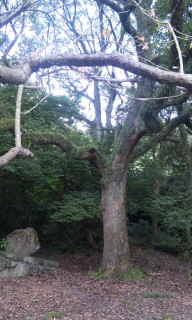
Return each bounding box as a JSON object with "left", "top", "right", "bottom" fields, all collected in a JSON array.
[
  {"left": 101, "top": 171, "right": 130, "bottom": 275},
  {"left": 100, "top": 97, "right": 145, "bottom": 275},
  {"left": 15, "top": 84, "right": 23, "bottom": 147},
  {"left": 0, "top": 147, "right": 33, "bottom": 167},
  {"left": 93, "top": 80, "right": 103, "bottom": 142},
  {"left": 1, "top": 53, "right": 192, "bottom": 90}
]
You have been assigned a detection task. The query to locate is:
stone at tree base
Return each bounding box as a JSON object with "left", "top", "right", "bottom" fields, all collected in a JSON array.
[
  {"left": 12, "top": 263, "right": 30, "bottom": 277},
  {"left": 0, "top": 268, "right": 12, "bottom": 277},
  {"left": 24, "top": 256, "right": 59, "bottom": 269},
  {"left": 5, "top": 227, "right": 40, "bottom": 257},
  {"left": 0, "top": 253, "right": 59, "bottom": 278},
  {"left": 0, "top": 228, "right": 59, "bottom": 278}
]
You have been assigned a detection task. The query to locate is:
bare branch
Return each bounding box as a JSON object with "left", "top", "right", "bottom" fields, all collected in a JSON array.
[
  {"left": 0, "top": 0, "right": 38, "bottom": 29},
  {"left": 21, "top": 93, "right": 51, "bottom": 115},
  {"left": 25, "top": 132, "right": 103, "bottom": 170},
  {"left": 28, "top": 53, "right": 192, "bottom": 91},
  {"left": 1, "top": 53, "right": 192, "bottom": 91},
  {"left": 15, "top": 85, "right": 24, "bottom": 147},
  {"left": 168, "top": 22, "right": 184, "bottom": 74},
  {"left": 132, "top": 109, "right": 192, "bottom": 160},
  {"left": 0, "top": 147, "right": 33, "bottom": 167},
  {"left": 134, "top": 92, "right": 189, "bottom": 101}
]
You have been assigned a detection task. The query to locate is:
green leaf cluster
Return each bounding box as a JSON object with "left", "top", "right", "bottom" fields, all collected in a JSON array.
[{"left": 51, "top": 191, "right": 101, "bottom": 223}]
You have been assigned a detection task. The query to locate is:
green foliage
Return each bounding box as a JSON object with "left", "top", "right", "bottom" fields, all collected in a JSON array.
[
  {"left": 144, "top": 291, "right": 173, "bottom": 299},
  {"left": 152, "top": 232, "right": 181, "bottom": 254},
  {"left": 25, "top": 312, "right": 34, "bottom": 317},
  {"left": 151, "top": 183, "right": 192, "bottom": 248},
  {"left": 161, "top": 315, "right": 177, "bottom": 320},
  {"left": 0, "top": 85, "right": 102, "bottom": 252},
  {"left": 23, "top": 94, "right": 80, "bottom": 131},
  {"left": 0, "top": 85, "right": 17, "bottom": 117},
  {"left": 44, "top": 311, "right": 66, "bottom": 319},
  {"left": 126, "top": 136, "right": 192, "bottom": 255},
  {"left": 51, "top": 191, "right": 101, "bottom": 223},
  {"left": 154, "top": 0, "right": 170, "bottom": 20},
  {"left": 126, "top": 155, "right": 163, "bottom": 216},
  {"left": 0, "top": 0, "right": 192, "bottom": 259},
  {"left": 89, "top": 267, "right": 147, "bottom": 280},
  {"left": 128, "top": 220, "right": 151, "bottom": 244},
  {"left": 118, "top": 268, "right": 147, "bottom": 281},
  {"left": 0, "top": 238, "right": 9, "bottom": 249},
  {"left": 89, "top": 269, "right": 110, "bottom": 279},
  {"left": 160, "top": 191, "right": 192, "bottom": 231},
  {"left": 0, "top": 118, "right": 14, "bottom": 133}
]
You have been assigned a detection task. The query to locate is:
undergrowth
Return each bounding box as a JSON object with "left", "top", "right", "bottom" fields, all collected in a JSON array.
[{"left": 89, "top": 267, "right": 147, "bottom": 280}]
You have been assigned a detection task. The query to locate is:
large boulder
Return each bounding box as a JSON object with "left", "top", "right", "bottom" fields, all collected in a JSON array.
[
  {"left": 0, "top": 253, "right": 59, "bottom": 278},
  {"left": 0, "top": 228, "right": 59, "bottom": 278},
  {"left": 0, "top": 255, "right": 6, "bottom": 271},
  {"left": 6, "top": 227, "right": 40, "bottom": 258}
]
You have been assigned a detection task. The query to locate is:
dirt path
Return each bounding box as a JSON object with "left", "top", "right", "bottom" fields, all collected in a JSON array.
[{"left": 0, "top": 248, "right": 191, "bottom": 320}]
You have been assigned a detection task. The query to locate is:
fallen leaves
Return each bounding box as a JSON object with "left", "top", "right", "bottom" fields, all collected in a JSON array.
[{"left": 0, "top": 249, "right": 191, "bottom": 320}]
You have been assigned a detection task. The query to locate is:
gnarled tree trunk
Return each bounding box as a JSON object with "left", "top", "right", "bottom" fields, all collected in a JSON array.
[{"left": 100, "top": 102, "right": 145, "bottom": 275}]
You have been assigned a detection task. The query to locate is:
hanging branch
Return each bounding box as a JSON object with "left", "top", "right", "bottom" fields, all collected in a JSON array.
[
  {"left": 0, "top": 85, "right": 33, "bottom": 167},
  {"left": 0, "top": 84, "right": 43, "bottom": 167},
  {"left": 15, "top": 84, "right": 24, "bottom": 147},
  {"left": 168, "top": 22, "right": 184, "bottom": 74}
]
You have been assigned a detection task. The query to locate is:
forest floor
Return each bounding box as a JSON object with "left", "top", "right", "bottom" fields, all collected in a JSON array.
[{"left": 0, "top": 247, "right": 191, "bottom": 320}]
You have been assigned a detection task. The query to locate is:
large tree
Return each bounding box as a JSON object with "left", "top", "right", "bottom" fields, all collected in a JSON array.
[{"left": 0, "top": 0, "right": 192, "bottom": 276}]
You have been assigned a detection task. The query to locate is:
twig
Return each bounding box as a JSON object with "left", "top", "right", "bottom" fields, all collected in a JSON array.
[
  {"left": 133, "top": 92, "right": 189, "bottom": 101},
  {"left": 21, "top": 93, "right": 51, "bottom": 115}
]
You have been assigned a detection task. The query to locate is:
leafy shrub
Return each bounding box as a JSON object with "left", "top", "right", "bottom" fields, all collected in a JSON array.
[
  {"left": 89, "top": 269, "right": 110, "bottom": 279},
  {"left": 128, "top": 220, "right": 151, "bottom": 244},
  {"left": 89, "top": 267, "right": 147, "bottom": 280},
  {"left": 0, "top": 238, "right": 9, "bottom": 250},
  {"left": 152, "top": 231, "right": 181, "bottom": 254},
  {"left": 118, "top": 268, "right": 147, "bottom": 280},
  {"left": 51, "top": 191, "right": 101, "bottom": 223}
]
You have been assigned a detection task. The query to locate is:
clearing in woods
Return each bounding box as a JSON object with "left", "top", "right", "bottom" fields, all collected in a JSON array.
[{"left": 0, "top": 248, "right": 191, "bottom": 320}]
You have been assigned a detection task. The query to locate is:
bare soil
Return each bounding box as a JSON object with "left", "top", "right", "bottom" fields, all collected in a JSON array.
[{"left": 0, "top": 247, "right": 191, "bottom": 320}]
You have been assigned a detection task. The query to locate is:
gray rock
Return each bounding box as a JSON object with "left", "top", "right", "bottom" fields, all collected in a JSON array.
[
  {"left": 0, "top": 262, "right": 30, "bottom": 278},
  {"left": 24, "top": 256, "right": 39, "bottom": 265},
  {"left": 0, "top": 256, "right": 6, "bottom": 271},
  {"left": 0, "top": 228, "right": 58, "bottom": 278},
  {"left": 7, "top": 260, "right": 19, "bottom": 268},
  {"left": 6, "top": 227, "right": 40, "bottom": 257},
  {"left": 0, "top": 254, "right": 59, "bottom": 278},
  {"left": 12, "top": 263, "right": 30, "bottom": 277},
  {"left": 0, "top": 268, "right": 12, "bottom": 277},
  {"left": 24, "top": 256, "right": 59, "bottom": 269}
]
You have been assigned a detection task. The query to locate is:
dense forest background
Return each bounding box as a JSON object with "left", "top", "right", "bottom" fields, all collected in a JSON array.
[{"left": 0, "top": 83, "right": 191, "bottom": 257}]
